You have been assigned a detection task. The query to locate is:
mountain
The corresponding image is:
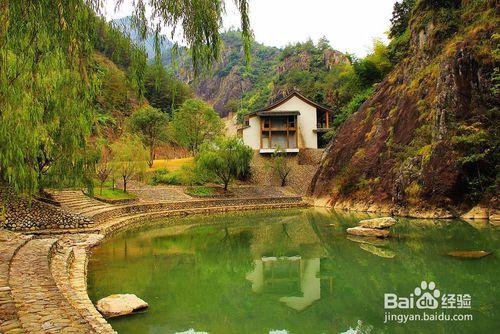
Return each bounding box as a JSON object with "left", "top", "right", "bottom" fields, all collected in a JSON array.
[
  {"left": 184, "top": 32, "right": 351, "bottom": 117},
  {"left": 310, "top": 0, "right": 499, "bottom": 217},
  {"left": 112, "top": 16, "right": 173, "bottom": 62},
  {"left": 112, "top": 17, "right": 352, "bottom": 117},
  {"left": 180, "top": 30, "right": 281, "bottom": 117}
]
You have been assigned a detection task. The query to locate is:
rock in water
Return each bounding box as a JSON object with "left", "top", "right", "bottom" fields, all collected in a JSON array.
[
  {"left": 358, "top": 217, "right": 397, "bottom": 229},
  {"left": 346, "top": 226, "right": 390, "bottom": 238},
  {"left": 96, "top": 294, "right": 148, "bottom": 318},
  {"left": 461, "top": 206, "right": 489, "bottom": 220},
  {"left": 447, "top": 251, "right": 492, "bottom": 259},
  {"left": 360, "top": 244, "right": 396, "bottom": 258}
]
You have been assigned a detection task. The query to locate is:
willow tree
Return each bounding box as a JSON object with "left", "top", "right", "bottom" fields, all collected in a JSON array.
[{"left": 0, "top": 0, "right": 251, "bottom": 194}]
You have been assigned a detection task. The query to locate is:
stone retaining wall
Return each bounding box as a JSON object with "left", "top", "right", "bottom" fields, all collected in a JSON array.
[
  {"left": 92, "top": 196, "right": 303, "bottom": 224},
  {"left": 250, "top": 150, "right": 322, "bottom": 195},
  {"left": 99, "top": 201, "right": 308, "bottom": 236},
  {"left": 0, "top": 185, "right": 92, "bottom": 231}
]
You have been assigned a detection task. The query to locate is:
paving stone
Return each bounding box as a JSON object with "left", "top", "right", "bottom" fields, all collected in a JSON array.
[{"left": 9, "top": 238, "right": 94, "bottom": 333}]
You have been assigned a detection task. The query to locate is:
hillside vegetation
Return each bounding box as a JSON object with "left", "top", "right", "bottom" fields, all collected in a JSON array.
[
  {"left": 310, "top": 0, "right": 499, "bottom": 215},
  {"left": 115, "top": 17, "right": 393, "bottom": 121},
  {"left": 183, "top": 32, "right": 391, "bottom": 122}
]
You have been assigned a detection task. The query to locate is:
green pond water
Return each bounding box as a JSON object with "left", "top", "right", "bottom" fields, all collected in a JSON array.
[{"left": 87, "top": 208, "right": 499, "bottom": 334}]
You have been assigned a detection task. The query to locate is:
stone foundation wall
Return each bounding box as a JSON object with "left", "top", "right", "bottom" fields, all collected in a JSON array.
[
  {"left": 250, "top": 149, "right": 323, "bottom": 195},
  {"left": 92, "top": 196, "right": 304, "bottom": 224},
  {"left": 0, "top": 185, "right": 92, "bottom": 231}
]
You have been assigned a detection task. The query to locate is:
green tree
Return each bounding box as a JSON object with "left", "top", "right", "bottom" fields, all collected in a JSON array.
[
  {"left": 387, "top": 0, "right": 416, "bottom": 62},
  {"left": 94, "top": 142, "right": 114, "bottom": 195},
  {"left": 267, "top": 148, "right": 292, "bottom": 187},
  {"left": 144, "top": 65, "right": 193, "bottom": 114},
  {"left": 171, "top": 99, "right": 224, "bottom": 153},
  {"left": 111, "top": 135, "right": 148, "bottom": 192},
  {"left": 127, "top": 105, "right": 169, "bottom": 167},
  {"left": 389, "top": 0, "right": 416, "bottom": 39},
  {"left": 353, "top": 40, "right": 392, "bottom": 88},
  {"left": 197, "top": 137, "right": 253, "bottom": 190}
]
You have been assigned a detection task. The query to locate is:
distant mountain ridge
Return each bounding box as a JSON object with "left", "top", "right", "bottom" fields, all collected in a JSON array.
[
  {"left": 112, "top": 16, "right": 350, "bottom": 117},
  {"left": 112, "top": 16, "right": 173, "bottom": 62}
]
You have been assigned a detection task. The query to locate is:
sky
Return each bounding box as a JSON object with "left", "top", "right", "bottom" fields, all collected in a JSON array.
[{"left": 104, "top": 0, "right": 397, "bottom": 57}]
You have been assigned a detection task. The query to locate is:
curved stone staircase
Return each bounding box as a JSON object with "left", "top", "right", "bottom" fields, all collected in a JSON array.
[
  {"left": 0, "top": 188, "right": 309, "bottom": 333},
  {"left": 1, "top": 232, "right": 116, "bottom": 334}
]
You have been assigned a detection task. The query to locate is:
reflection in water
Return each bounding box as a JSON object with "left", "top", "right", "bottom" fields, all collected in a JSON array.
[
  {"left": 246, "top": 257, "right": 321, "bottom": 311},
  {"left": 88, "top": 209, "right": 499, "bottom": 334}
]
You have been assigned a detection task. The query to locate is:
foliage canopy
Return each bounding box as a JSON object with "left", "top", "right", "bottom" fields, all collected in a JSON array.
[
  {"left": 127, "top": 105, "right": 169, "bottom": 167},
  {"left": 171, "top": 99, "right": 224, "bottom": 153}
]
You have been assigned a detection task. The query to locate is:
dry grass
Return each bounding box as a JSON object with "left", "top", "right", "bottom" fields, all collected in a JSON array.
[{"left": 149, "top": 157, "right": 194, "bottom": 171}]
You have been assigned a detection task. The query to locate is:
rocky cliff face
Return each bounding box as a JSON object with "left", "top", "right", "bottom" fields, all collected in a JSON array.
[{"left": 310, "top": 0, "right": 498, "bottom": 216}]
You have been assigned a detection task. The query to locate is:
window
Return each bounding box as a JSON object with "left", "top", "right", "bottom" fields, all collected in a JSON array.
[
  {"left": 263, "top": 117, "right": 271, "bottom": 129},
  {"left": 287, "top": 116, "right": 295, "bottom": 128},
  {"left": 244, "top": 116, "right": 250, "bottom": 127}
]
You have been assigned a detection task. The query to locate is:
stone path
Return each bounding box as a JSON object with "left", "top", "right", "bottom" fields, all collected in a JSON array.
[
  {"left": 52, "top": 235, "right": 115, "bottom": 334},
  {"left": 9, "top": 238, "right": 94, "bottom": 333},
  {"left": 0, "top": 229, "right": 32, "bottom": 334}
]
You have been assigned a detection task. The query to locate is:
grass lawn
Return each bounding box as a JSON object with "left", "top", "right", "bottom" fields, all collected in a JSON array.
[
  {"left": 95, "top": 188, "right": 137, "bottom": 200},
  {"left": 150, "top": 157, "right": 194, "bottom": 171}
]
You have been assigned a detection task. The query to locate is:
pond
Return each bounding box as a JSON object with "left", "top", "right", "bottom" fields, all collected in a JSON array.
[{"left": 87, "top": 208, "right": 499, "bottom": 334}]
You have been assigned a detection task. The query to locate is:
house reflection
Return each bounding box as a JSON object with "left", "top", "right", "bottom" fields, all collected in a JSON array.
[
  {"left": 246, "top": 257, "right": 322, "bottom": 311},
  {"left": 246, "top": 215, "right": 333, "bottom": 311}
]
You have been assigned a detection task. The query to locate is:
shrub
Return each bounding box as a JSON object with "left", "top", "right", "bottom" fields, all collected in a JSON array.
[
  {"left": 149, "top": 168, "right": 182, "bottom": 185},
  {"left": 185, "top": 186, "right": 216, "bottom": 197},
  {"left": 148, "top": 165, "right": 209, "bottom": 186}
]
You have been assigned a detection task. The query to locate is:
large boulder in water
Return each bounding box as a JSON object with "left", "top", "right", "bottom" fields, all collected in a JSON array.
[
  {"left": 96, "top": 294, "right": 148, "bottom": 318},
  {"left": 359, "top": 217, "right": 397, "bottom": 229},
  {"left": 346, "top": 226, "right": 390, "bottom": 238}
]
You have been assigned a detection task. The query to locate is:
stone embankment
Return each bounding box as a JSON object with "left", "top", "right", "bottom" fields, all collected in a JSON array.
[
  {"left": 0, "top": 186, "right": 92, "bottom": 232},
  {"left": 0, "top": 187, "right": 309, "bottom": 333}
]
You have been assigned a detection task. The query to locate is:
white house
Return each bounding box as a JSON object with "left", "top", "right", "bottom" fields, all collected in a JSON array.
[{"left": 239, "top": 91, "right": 334, "bottom": 153}]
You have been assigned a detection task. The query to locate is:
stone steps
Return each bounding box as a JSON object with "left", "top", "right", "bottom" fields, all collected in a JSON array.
[
  {"left": 49, "top": 190, "right": 114, "bottom": 219},
  {"left": 28, "top": 198, "right": 308, "bottom": 235},
  {"left": 0, "top": 229, "right": 33, "bottom": 334},
  {"left": 9, "top": 238, "right": 94, "bottom": 333},
  {"left": 74, "top": 205, "right": 111, "bottom": 215},
  {"left": 69, "top": 245, "right": 116, "bottom": 333}
]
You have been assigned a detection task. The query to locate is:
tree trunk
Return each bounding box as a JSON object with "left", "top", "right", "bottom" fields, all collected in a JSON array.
[
  {"left": 148, "top": 146, "right": 155, "bottom": 168},
  {"left": 100, "top": 182, "right": 103, "bottom": 195},
  {"left": 281, "top": 177, "right": 286, "bottom": 187},
  {"left": 123, "top": 176, "right": 127, "bottom": 192}
]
